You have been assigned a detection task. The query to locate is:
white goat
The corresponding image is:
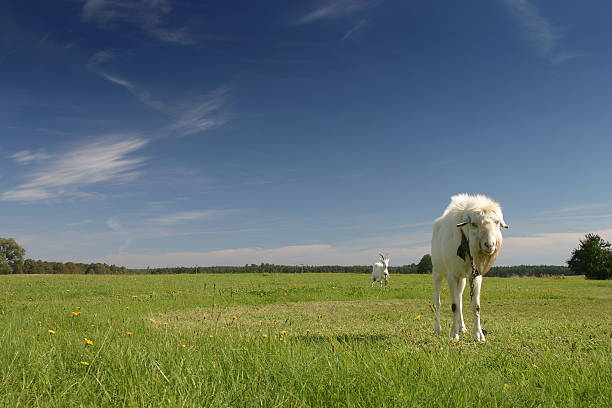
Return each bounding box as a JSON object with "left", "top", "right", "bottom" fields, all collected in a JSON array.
[
  {"left": 431, "top": 194, "right": 509, "bottom": 341},
  {"left": 371, "top": 253, "right": 390, "bottom": 287}
]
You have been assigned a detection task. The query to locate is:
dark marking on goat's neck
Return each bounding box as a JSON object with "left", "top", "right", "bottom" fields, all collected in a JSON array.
[
  {"left": 457, "top": 229, "right": 471, "bottom": 261},
  {"left": 451, "top": 303, "right": 457, "bottom": 313}
]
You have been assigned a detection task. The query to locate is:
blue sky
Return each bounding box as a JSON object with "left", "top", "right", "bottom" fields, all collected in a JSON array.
[{"left": 1, "top": 0, "right": 611, "bottom": 267}]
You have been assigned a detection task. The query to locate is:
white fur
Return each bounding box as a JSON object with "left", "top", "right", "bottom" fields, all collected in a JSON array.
[
  {"left": 371, "top": 254, "right": 390, "bottom": 287},
  {"left": 431, "top": 194, "right": 508, "bottom": 341}
]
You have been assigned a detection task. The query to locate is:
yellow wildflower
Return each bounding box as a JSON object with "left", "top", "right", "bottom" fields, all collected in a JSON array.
[
  {"left": 71, "top": 312, "right": 80, "bottom": 317},
  {"left": 208, "top": 335, "right": 214, "bottom": 338},
  {"left": 413, "top": 315, "right": 423, "bottom": 320},
  {"left": 84, "top": 338, "right": 94, "bottom": 346},
  {"left": 231, "top": 315, "right": 238, "bottom": 320},
  {"left": 261, "top": 334, "right": 268, "bottom": 339},
  {"left": 126, "top": 331, "right": 134, "bottom": 336},
  {"left": 148, "top": 318, "right": 156, "bottom": 323},
  {"left": 280, "top": 330, "right": 289, "bottom": 335},
  {"left": 80, "top": 361, "right": 90, "bottom": 366},
  {"left": 180, "top": 344, "right": 187, "bottom": 348},
  {"left": 48, "top": 329, "right": 56, "bottom": 335}
]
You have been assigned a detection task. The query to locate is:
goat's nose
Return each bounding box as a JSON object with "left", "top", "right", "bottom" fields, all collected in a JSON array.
[{"left": 484, "top": 241, "right": 495, "bottom": 249}]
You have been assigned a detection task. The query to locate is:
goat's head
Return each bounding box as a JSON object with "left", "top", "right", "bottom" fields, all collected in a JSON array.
[
  {"left": 379, "top": 253, "right": 390, "bottom": 269},
  {"left": 457, "top": 211, "right": 508, "bottom": 256}
]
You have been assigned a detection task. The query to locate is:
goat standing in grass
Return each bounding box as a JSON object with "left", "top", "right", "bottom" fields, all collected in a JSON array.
[
  {"left": 371, "top": 253, "right": 390, "bottom": 287},
  {"left": 431, "top": 194, "right": 509, "bottom": 341}
]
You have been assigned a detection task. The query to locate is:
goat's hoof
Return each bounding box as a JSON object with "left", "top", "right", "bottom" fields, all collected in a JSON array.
[
  {"left": 482, "top": 328, "right": 489, "bottom": 335},
  {"left": 473, "top": 330, "right": 486, "bottom": 342}
]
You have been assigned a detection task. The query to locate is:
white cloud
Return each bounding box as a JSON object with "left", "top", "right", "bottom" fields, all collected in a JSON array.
[
  {"left": 342, "top": 19, "right": 368, "bottom": 41},
  {"left": 168, "top": 87, "right": 231, "bottom": 136},
  {"left": 497, "top": 228, "right": 612, "bottom": 265},
  {"left": 149, "top": 209, "right": 239, "bottom": 224},
  {"left": 502, "top": 0, "right": 578, "bottom": 64},
  {"left": 99, "top": 242, "right": 431, "bottom": 268},
  {"left": 1, "top": 135, "right": 148, "bottom": 202},
  {"left": 9, "top": 150, "right": 51, "bottom": 164},
  {"left": 106, "top": 217, "right": 122, "bottom": 231},
  {"left": 296, "top": 0, "right": 372, "bottom": 25},
  {"left": 82, "top": 0, "right": 195, "bottom": 45},
  {"left": 88, "top": 50, "right": 114, "bottom": 66},
  {"left": 96, "top": 71, "right": 229, "bottom": 133},
  {"left": 100, "top": 72, "right": 134, "bottom": 88}
]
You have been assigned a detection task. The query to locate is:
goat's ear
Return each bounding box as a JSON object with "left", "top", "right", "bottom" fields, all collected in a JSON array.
[
  {"left": 457, "top": 215, "right": 472, "bottom": 227},
  {"left": 456, "top": 215, "right": 470, "bottom": 227}
]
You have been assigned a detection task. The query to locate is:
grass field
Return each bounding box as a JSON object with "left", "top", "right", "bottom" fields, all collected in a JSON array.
[{"left": 1, "top": 273, "right": 610, "bottom": 407}]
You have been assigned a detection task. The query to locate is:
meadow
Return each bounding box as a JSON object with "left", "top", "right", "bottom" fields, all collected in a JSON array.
[{"left": 0, "top": 273, "right": 610, "bottom": 407}]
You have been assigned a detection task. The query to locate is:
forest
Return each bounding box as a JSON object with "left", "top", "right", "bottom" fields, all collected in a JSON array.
[{"left": 12, "top": 259, "right": 573, "bottom": 277}]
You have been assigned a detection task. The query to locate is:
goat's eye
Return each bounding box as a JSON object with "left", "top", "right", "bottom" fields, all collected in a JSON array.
[{"left": 495, "top": 220, "right": 500, "bottom": 225}]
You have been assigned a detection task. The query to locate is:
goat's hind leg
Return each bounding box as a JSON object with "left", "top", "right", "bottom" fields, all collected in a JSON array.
[
  {"left": 432, "top": 270, "right": 443, "bottom": 335},
  {"left": 448, "top": 277, "right": 461, "bottom": 340}
]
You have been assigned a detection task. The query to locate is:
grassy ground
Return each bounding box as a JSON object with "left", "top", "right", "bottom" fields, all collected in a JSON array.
[{"left": 0, "top": 273, "right": 610, "bottom": 407}]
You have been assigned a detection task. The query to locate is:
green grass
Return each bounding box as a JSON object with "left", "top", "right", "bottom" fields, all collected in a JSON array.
[{"left": 0, "top": 273, "right": 610, "bottom": 407}]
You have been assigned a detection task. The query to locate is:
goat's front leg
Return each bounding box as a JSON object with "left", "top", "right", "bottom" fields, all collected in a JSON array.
[
  {"left": 457, "top": 277, "right": 467, "bottom": 333},
  {"left": 471, "top": 274, "right": 485, "bottom": 342}
]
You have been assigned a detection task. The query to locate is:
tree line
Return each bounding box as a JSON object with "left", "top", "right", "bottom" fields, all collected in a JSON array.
[{"left": 1, "top": 235, "right": 610, "bottom": 279}]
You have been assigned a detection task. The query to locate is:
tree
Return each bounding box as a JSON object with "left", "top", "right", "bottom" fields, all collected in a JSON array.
[
  {"left": 0, "top": 238, "right": 26, "bottom": 274},
  {"left": 567, "top": 233, "right": 612, "bottom": 280},
  {"left": 417, "top": 254, "right": 432, "bottom": 274}
]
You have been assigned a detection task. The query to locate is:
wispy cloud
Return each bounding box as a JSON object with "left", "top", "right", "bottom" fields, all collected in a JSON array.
[
  {"left": 342, "top": 19, "right": 368, "bottom": 41},
  {"left": 106, "top": 216, "right": 123, "bottom": 231},
  {"left": 167, "top": 87, "right": 231, "bottom": 136},
  {"left": 150, "top": 209, "right": 239, "bottom": 224},
  {"left": 502, "top": 0, "right": 579, "bottom": 64},
  {"left": 100, "top": 72, "right": 134, "bottom": 88},
  {"left": 98, "top": 71, "right": 167, "bottom": 112},
  {"left": 296, "top": 0, "right": 372, "bottom": 25},
  {"left": 9, "top": 150, "right": 51, "bottom": 164},
  {"left": 88, "top": 50, "right": 114, "bottom": 66},
  {"left": 1, "top": 135, "right": 148, "bottom": 202},
  {"left": 82, "top": 0, "right": 195, "bottom": 45},
  {"left": 96, "top": 71, "right": 230, "bottom": 134}
]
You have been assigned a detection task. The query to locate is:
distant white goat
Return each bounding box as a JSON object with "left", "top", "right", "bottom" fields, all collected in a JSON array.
[
  {"left": 371, "top": 253, "right": 390, "bottom": 287},
  {"left": 431, "top": 194, "right": 509, "bottom": 341}
]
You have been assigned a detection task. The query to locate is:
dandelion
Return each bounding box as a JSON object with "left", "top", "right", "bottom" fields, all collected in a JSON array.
[
  {"left": 231, "top": 315, "right": 238, "bottom": 320},
  {"left": 413, "top": 315, "right": 423, "bottom": 320},
  {"left": 126, "top": 332, "right": 134, "bottom": 336},
  {"left": 305, "top": 329, "right": 311, "bottom": 334},
  {"left": 208, "top": 335, "right": 214, "bottom": 339},
  {"left": 84, "top": 338, "right": 94, "bottom": 346},
  {"left": 280, "top": 330, "right": 289, "bottom": 335},
  {"left": 148, "top": 318, "right": 156, "bottom": 323},
  {"left": 80, "top": 361, "right": 90, "bottom": 366},
  {"left": 261, "top": 334, "right": 268, "bottom": 339},
  {"left": 48, "top": 329, "right": 56, "bottom": 335},
  {"left": 71, "top": 312, "right": 80, "bottom": 317},
  {"left": 180, "top": 344, "right": 187, "bottom": 348}
]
